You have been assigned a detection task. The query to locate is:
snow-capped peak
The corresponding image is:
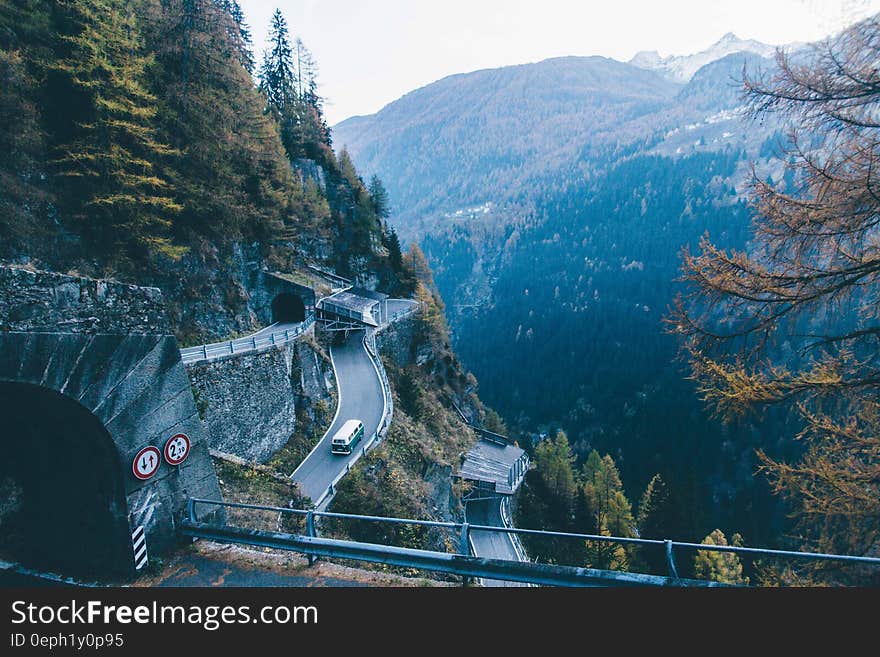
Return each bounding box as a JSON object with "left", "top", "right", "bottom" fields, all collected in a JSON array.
[{"left": 630, "top": 33, "right": 778, "bottom": 83}]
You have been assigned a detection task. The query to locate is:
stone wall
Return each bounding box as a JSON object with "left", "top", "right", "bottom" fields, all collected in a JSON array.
[
  {"left": 0, "top": 266, "right": 168, "bottom": 334},
  {"left": 187, "top": 339, "right": 334, "bottom": 463}
]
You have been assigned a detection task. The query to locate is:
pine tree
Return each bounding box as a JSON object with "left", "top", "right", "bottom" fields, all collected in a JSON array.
[
  {"left": 694, "top": 529, "right": 749, "bottom": 585},
  {"left": 51, "top": 0, "right": 182, "bottom": 266},
  {"left": 259, "top": 9, "right": 296, "bottom": 112},
  {"left": 147, "top": 0, "right": 304, "bottom": 245},
  {"left": 369, "top": 175, "right": 391, "bottom": 220},
  {"left": 672, "top": 16, "right": 880, "bottom": 574},
  {"left": 534, "top": 432, "right": 577, "bottom": 508},
  {"left": 385, "top": 228, "right": 404, "bottom": 273},
  {"left": 581, "top": 451, "right": 636, "bottom": 570},
  {"left": 582, "top": 452, "right": 635, "bottom": 538},
  {"left": 636, "top": 474, "right": 679, "bottom": 574},
  {"left": 217, "top": 0, "right": 254, "bottom": 74}
]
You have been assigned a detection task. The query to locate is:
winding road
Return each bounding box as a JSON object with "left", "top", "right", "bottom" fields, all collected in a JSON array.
[
  {"left": 467, "top": 497, "right": 529, "bottom": 587},
  {"left": 291, "top": 330, "right": 386, "bottom": 506}
]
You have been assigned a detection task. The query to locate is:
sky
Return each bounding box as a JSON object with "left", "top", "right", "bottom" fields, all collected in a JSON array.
[{"left": 238, "top": 0, "right": 880, "bottom": 126}]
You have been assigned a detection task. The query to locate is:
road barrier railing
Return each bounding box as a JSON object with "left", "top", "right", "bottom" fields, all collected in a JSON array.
[
  {"left": 377, "top": 301, "right": 419, "bottom": 332},
  {"left": 181, "top": 316, "right": 316, "bottom": 365},
  {"left": 184, "top": 499, "right": 880, "bottom": 586},
  {"left": 363, "top": 329, "right": 393, "bottom": 440},
  {"left": 499, "top": 496, "right": 529, "bottom": 564}
]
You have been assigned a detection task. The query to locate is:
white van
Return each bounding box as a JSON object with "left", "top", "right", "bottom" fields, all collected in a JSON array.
[{"left": 331, "top": 420, "right": 365, "bottom": 456}]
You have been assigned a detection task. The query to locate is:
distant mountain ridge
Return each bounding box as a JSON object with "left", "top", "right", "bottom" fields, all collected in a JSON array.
[
  {"left": 333, "top": 49, "right": 781, "bottom": 239},
  {"left": 630, "top": 32, "right": 779, "bottom": 83},
  {"left": 334, "top": 56, "right": 683, "bottom": 232}
]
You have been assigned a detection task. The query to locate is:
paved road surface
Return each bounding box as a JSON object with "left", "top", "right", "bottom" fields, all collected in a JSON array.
[
  {"left": 466, "top": 497, "right": 528, "bottom": 588},
  {"left": 180, "top": 321, "right": 309, "bottom": 364},
  {"left": 382, "top": 299, "right": 418, "bottom": 322},
  {"left": 291, "top": 330, "right": 385, "bottom": 505}
]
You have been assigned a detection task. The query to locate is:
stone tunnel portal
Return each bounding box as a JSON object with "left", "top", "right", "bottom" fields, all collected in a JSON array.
[
  {"left": 271, "top": 293, "right": 307, "bottom": 324},
  {"left": 0, "top": 383, "right": 133, "bottom": 580}
]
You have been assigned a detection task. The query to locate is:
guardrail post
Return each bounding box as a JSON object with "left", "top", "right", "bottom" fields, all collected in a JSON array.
[
  {"left": 203, "top": 345, "right": 208, "bottom": 360},
  {"left": 666, "top": 540, "right": 680, "bottom": 580},
  {"left": 187, "top": 498, "right": 196, "bottom": 523},
  {"left": 230, "top": 341, "right": 234, "bottom": 354},
  {"left": 253, "top": 336, "right": 257, "bottom": 349},
  {"left": 459, "top": 522, "right": 472, "bottom": 586},
  {"left": 306, "top": 510, "right": 317, "bottom": 566},
  {"left": 271, "top": 333, "right": 276, "bottom": 345}
]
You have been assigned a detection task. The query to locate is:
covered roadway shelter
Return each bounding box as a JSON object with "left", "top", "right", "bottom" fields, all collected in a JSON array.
[
  {"left": 460, "top": 438, "right": 529, "bottom": 496},
  {"left": 318, "top": 287, "right": 389, "bottom": 332}
]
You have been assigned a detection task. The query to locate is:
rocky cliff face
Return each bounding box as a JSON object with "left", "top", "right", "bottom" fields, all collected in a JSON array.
[{"left": 0, "top": 265, "right": 168, "bottom": 334}]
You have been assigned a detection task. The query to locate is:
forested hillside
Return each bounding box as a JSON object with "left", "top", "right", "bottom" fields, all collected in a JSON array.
[
  {"left": 0, "top": 0, "right": 409, "bottom": 341},
  {"left": 337, "top": 46, "right": 792, "bottom": 545}
]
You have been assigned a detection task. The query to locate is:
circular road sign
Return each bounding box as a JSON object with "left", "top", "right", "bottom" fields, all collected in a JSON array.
[
  {"left": 164, "top": 433, "right": 191, "bottom": 466},
  {"left": 133, "top": 446, "right": 161, "bottom": 481}
]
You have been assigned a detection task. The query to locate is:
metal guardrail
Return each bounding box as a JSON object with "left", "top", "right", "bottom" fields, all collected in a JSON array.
[
  {"left": 185, "top": 499, "right": 880, "bottom": 586},
  {"left": 183, "top": 499, "right": 723, "bottom": 587},
  {"left": 500, "top": 497, "right": 529, "bottom": 564},
  {"left": 364, "top": 328, "right": 393, "bottom": 441},
  {"left": 180, "top": 316, "right": 316, "bottom": 365},
  {"left": 377, "top": 302, "right": 419, "bottom": 332}
]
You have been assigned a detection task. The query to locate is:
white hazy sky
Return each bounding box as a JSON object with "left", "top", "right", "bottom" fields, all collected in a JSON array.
[{"left": 238, "top": 0, "right": 880, "bottom": 125}]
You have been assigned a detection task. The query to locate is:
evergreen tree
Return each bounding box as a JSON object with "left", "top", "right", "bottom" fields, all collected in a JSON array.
[
  {"left": 217, "top": 0, "right": 254, "bottom": 74},
  {"left": 582, "top": 452, "right": 635, "bottom": 538},
  {"left": 581, "top": 451, "right": 636, "bottom": 570},
  {"left": 636, "top": 474, "right": 680, "bottom": 574},
  {"left": 694, "top": 529, "right": 749, "bottom": 585},
  {"left": 369, "top": 175, "right": 391, "bottom": 220},
  {"left": 534, "top": 432, "right": 577, "bottom": 508},
  {"left": 148, "top": 0, "right": 304, "bottom": 244},
  {"left": 259, "top": 9, "right": 296, "bottom": 112},
  {"left": 385, "top": 227, "right": 404, "bottom": 273},
  {"left": 51, "top": 0, "right": 182, "bottom": 266}
]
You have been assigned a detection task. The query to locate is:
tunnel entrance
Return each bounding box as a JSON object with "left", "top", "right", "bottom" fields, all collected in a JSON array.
[
  {"left": 0, "top": 383, "right": 132, "bottom": 580},
  {"left": 271, "top": 293, "right": 306, "bottom": 324}
]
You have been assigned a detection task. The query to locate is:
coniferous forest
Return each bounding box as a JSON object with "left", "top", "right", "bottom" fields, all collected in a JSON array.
[{"left": 0, "top": 0, "right": 411, "bottom": 341}]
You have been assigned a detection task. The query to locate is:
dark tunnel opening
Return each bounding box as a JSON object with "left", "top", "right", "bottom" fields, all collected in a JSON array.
[
  {"left": 271, "top": 293, "right": 306, "bottom": 324},
  {"left": 0, "top": 383, "right": 133, "bottom": 580}
]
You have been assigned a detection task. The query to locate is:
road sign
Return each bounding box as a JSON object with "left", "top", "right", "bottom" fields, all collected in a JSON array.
[
  {"left": 164, "top": 433, "right": 191, "bottom": 466},
  {"left": 132, "top": 446, "right": 161, "bottom": 481}
]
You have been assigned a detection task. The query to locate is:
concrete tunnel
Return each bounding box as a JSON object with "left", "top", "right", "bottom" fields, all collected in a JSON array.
[
  {"left": 271, "top": 292, "right": 307, "bottom": 324},
  {"left": 0, "top": 383, "right": 134, "bottom": 579}
]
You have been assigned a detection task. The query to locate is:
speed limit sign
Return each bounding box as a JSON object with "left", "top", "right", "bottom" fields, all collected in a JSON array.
[
  {"left": 133, "top": 446, "right": 161, "bottom": 481},
  {"left": 164, "top": 433, "right": 191, "bottom": 466}
]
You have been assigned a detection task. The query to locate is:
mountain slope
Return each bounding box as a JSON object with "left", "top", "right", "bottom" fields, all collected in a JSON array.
[
  {"left": 334, "top": 57, "right": 681, "bottom": 229},
  {"left": 333, "top": 49, "right": 794, "bottom": 543}
]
